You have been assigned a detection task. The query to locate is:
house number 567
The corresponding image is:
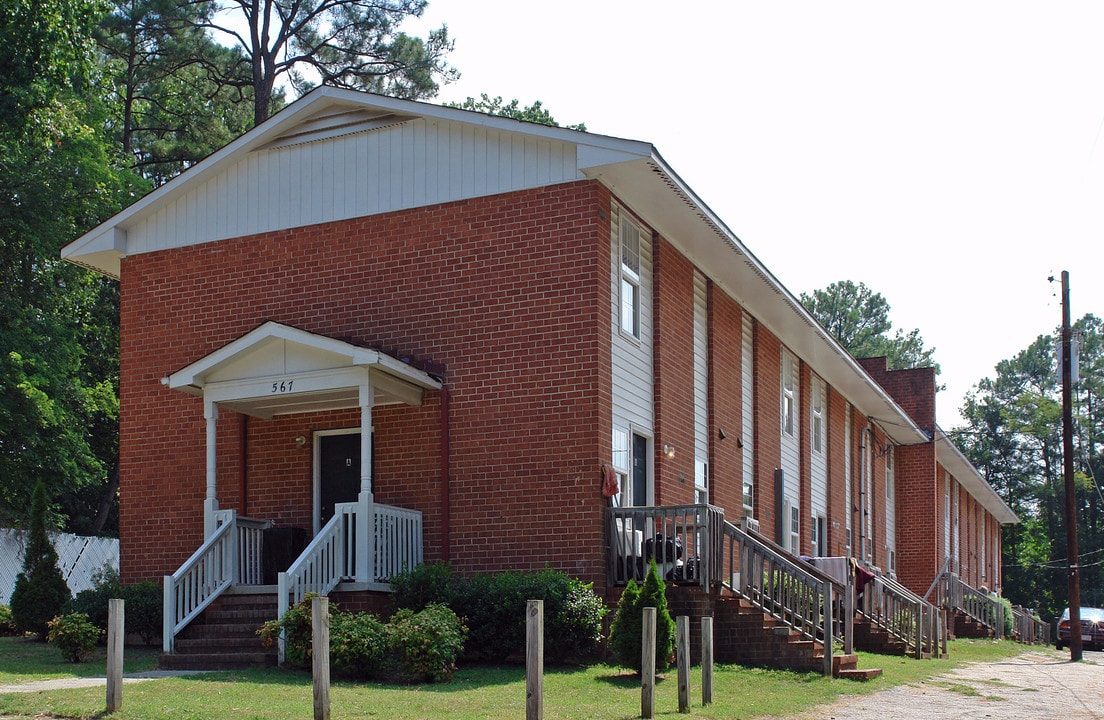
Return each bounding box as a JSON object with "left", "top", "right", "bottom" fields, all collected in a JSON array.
[{"left": 271, "top": 380, "right": 294, "bottom": 393}]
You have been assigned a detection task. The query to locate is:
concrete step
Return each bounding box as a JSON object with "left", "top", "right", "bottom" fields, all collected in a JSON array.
[{"left": 838, "top": 667, "right": 883, "bottom": 681}]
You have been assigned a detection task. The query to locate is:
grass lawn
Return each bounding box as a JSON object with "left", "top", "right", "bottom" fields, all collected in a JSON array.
[{"left": 0, "top": 636, "right": 1028, "bottom": 719}]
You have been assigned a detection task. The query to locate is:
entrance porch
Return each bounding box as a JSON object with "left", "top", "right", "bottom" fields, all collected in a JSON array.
[{"left": 159, "top": 322, "right": 441, "bottom": 655}]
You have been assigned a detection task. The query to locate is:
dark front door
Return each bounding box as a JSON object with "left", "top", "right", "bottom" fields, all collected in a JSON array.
[{"left": 319, "top": 432, "right": 362, "bottom": 527}]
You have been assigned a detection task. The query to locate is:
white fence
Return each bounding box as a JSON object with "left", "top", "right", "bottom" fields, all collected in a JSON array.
[{"left": 0, "top": 528, "right": 120, "bottom": 604}]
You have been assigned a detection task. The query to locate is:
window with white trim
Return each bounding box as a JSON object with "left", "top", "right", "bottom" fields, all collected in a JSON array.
[
  {"left": 781, "top": 352, "right": 796, "bottom": 437},
  {"left": 789, "top": 503, "right": 801, "bottom": 555},
  {"left": 811, "top": 381, "right": 824, "bottom": 454},
  {"left": 612, "top": 428, "right": 629, "bottom": 507},
  {"left": 619, "top": 218, "right": 642, "bottom": 338}
]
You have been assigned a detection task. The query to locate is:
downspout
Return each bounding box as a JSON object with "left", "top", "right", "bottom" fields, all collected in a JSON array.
[
  {"left": 240, "top": 415, "right": 249, "bottom": 517},
  {"left": 440, "top": 384, "right": 451, "bottom": 562}
]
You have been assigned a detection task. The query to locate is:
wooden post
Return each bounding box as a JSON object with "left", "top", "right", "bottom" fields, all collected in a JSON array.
[
  {"left": 106, "top": 598, "right": 124, "bottom": 713},
  {"left": 526, "top": 600, "right": 544, "bottom": 720},
  {"left": 641, "top": 607, "right": 656, "bottom": 720},
  {"left": 821, "top": 583, "right": 833, "bottom": 677},
  {"left": 676, "top": 615, "right": 690, "bottom": 713},
  {"left": 312, "top": 596, "right": 330, "bottom": 720},
  {"left": 701, "top": 616, "right": 713, "bottom": 705}
]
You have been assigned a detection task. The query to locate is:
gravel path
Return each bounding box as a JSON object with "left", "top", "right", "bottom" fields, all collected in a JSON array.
[{"left": 782, "top": 648, "right": 1103, "bottom": 719}]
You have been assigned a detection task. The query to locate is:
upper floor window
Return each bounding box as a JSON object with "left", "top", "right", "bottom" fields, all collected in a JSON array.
[
  {"left": 619, "top": 218, "right": 641, "bottom": 338},
  {"left": 811, "top": 377, "right": 825, "bottom": 453},
  {"left": 781, "top": 352, "right": 797, "bottom": 437}
]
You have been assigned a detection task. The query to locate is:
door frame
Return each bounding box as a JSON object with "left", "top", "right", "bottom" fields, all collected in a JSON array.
[{"left": 312, "top": 427, "right": 371, "bottom": 535}]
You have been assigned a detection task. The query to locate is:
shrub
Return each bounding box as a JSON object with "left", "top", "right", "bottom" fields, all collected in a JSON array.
[
  {"left": 389, "top": 562, "right": 455, "bottom": 610},
  {"left": 330, "top": 611, "right": 388, "bottom": 676},
  {"left": 259, "top": 595, "right": 466, "bottom": 683},
  {"left": 388, "top": 603, "right": 466, "bottom": 682},
  {"left": 258, "top": 593, "right": 319, "bottom": 668},
  {"left": 0, "top": 605, "right": 15, "bottom": 636},
  {"left": 10, "top": 481, "right": 72, "bottom": 638},
  {"left": 47, "top": 613, "right": 103, "bottom": 662},
  {"left": 122, "top": 581, "right": 163, "bottom": 646},
  {"left": 389, "top": 564, "right": 606, "bottom": 663},
  {"left": 68, "top": 565, "right": 121, "bottom": 632},
  {"left": 608, "top": 559, "right": 675, "bottom": 672}
]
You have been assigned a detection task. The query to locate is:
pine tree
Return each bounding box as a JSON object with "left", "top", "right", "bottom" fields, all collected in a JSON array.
[
  {"left": 608, "top": 560, "right": 676, "bottom": 672},
  {"left": 10, "top": 481, "right": 72, "bottom": 638}
]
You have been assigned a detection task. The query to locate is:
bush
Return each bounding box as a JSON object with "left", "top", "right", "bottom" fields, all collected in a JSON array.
[
  {"left": 259, "top": 595, "right": 466, "bottom": 683},
  {"left": 0, "top": 605, "right": 15, "bottom": 636},
  {"left": 68, "top": 565, "right": 121, "bottom": 632},
  {"left": 47, "top": 612, "right": 103, "bottom": 662},
  {"left": 122, "top": 581, "right": 163, "bottom": 646},
  {"left": 608, "top": 559, "right": 675, "bottom": 672},
  {"left": 330, "top": 611, "right": 389, "bottom": 676},
  {"left": 389, "top": 562, "right": 455, "bottom": 610},
  {"left": 388, "top": 603, "right": 466, "bottom": 682},
  {"left": 11, "top": 481, "right": 72, "bottom": 638},
  {"left": 258, "top": 593, "right": 318, "bottom": 668},
  {"left": 389, "top": 564, "right": 607, "bottom": 663}
]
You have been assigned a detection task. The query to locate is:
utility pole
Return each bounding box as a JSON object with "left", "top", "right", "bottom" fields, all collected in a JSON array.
[{"left": 1061, "top": 270, "right": 1082, "bottom": 661}]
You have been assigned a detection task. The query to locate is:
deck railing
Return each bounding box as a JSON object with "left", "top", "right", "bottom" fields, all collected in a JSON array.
[
  {"left": 721, "top": 519, "right": 846, "bottom": 676},
  {"left": 1010, "top": 605, "right": 1049, "bottom": 645},
  {"left": 935, "top": 572, "right": 1004, "bottom": 639},
  {"left": 163, "top": 511, "right": 270, "bottom": 652},
  {"left": 860, "top": 571, "right": 938, "bottom": 658},
  {"left": 606, "top": 504, "right": 722, "bottom": 589},
  {"left": 606, "top": 504, "right": 848, "bottom": 676}
]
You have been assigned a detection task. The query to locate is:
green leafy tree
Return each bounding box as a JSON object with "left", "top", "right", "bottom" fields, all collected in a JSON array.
[
  {"left": 194, "top": 0, "right": 458, "bottom": 124},
  {"left": 608, "top": 560, "right": 675, "bottom": 672},
  {"left": 957, "top": 313, "right": 1104, "bottom": 619},
  {"left": 96, "top": 0, "right": 260, "bottom": 184},
  {"left": 800, "top": 280, "right": 939, "bottom": 372},
  {"left": 10, "top": 481, "right": 72, "bottom": 638},
  {"left": 448, "top": 94, "right": 586, "bottom": 131},
  {"left": 0, "top": 0, "right": 140, "bottom": 532}
]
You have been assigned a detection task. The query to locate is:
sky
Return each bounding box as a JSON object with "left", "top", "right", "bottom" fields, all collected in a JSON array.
[{"left": 399, "top": 1, "right": 1104, "bottom": 429}]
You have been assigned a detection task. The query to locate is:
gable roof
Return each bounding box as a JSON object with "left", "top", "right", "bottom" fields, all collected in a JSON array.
[{"left": 64, "top": 86, "right": 934, "bottom": 450}]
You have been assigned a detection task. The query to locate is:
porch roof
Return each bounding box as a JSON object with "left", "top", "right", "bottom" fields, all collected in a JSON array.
[{"left": 162, "top": 321, "right": 442, "bottom": 419}]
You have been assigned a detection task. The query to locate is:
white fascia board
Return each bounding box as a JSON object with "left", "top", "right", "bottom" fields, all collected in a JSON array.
[{"left": 936, "top": 427, "right": 1019, "bottom": 524}]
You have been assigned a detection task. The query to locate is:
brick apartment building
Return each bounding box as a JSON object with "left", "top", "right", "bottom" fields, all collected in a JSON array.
[{"left": 62, "top": 88, "right": 1015, "bottom": 657}]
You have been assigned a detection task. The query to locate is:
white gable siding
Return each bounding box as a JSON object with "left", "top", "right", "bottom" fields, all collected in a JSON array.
[
  {"left": 127, "top": 118, "right": 582, "bottom": 255},
  {"left": 610, "top": 204, "right": 654, "bottom": 446}
]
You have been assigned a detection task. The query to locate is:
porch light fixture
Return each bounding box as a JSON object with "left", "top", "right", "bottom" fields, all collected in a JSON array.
[
  {"left": 662, "top": 444, "right": 675, "bottom": 459},
  {"left": 295, "top": 435, "right": 307, "bottom": 449}
]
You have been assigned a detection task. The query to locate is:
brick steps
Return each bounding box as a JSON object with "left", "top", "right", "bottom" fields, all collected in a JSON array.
[
  {"left": 160, "top": 593, "right": 279, "bottom": 671},
  {"left": 713, "top": 595, "right": 881, "bottom": 679}
]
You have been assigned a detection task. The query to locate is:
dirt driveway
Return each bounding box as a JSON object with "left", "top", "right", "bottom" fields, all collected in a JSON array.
[{"left": 782, "top": 648, "right": 1102, "bottom": 719}]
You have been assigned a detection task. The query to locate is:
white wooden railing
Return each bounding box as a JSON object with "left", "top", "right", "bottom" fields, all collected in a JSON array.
[
  {"left": 163, "top": 511, "right": 270, "bottom": 652},
  {"left": 860, "top": 571, "right": 939, "bottom": 658}
]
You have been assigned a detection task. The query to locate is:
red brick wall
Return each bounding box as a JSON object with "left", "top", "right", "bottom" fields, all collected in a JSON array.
[
  {"left": 708, "top": 288, "right": 744, "bottom": 515},
  {"left": 826, "top": 388, "right": 848, "bottom": 557},
  {"left": 895, "top": 442, "right": 938, "bottom": 595},
  {"left": 118, "top": 181, "right": 613, "bottom": 587},
  {"left": 652, "top": 236, "right": 696, "bottom": 506}
]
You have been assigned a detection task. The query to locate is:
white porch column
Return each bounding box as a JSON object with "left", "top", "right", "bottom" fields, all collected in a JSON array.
[
  {"left": 204, "top": 400, "right": 220, "bottom": 538},
  {"left": 356, "top": 383, "right": 375, "bottom": 582}
]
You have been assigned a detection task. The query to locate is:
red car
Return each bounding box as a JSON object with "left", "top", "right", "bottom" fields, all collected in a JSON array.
[{"left": 1055, "top": 607, "right": 1104, "bottom": 651}]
